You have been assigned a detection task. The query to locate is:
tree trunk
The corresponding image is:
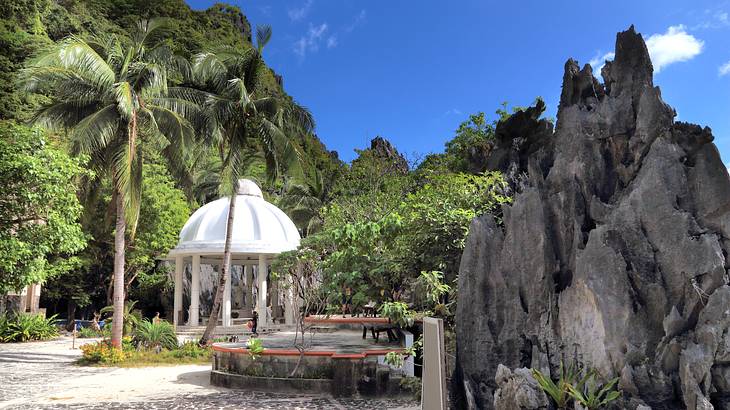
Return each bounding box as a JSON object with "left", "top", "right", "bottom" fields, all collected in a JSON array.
[
  {"left": 65, "top": 300, "right": 77, "bottom": 332},
  {"left": 111, "top": 187, "right": 126, "bottom": 348},
  {"left": 199, "top": 192, "right": 236, "bottom": 345}
]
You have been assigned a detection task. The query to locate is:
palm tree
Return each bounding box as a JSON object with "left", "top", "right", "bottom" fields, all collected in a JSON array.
[
  {"left": 280, "top": 168, "right": 329, "bottom": 236},
  {"left": 184, "top": 25, "right": 314, "bottom": 344},
  {"left": 19, "top": 19, "right": 197, "bottom": 348}
]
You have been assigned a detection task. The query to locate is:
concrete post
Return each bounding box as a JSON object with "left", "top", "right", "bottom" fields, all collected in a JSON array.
[
  {"left": 189, "top": 254, "right": 200, "bottom": 326},
  {"left": 173, "top": 255, "right": 183, "bottom": 326},
  {"left": 421, "top": 317, "right": 447, "bottom": 410},
  {"left": 257, "top": 254, "right": 268, "bottom": 326},
  {"left": 223, "top": 261, "right": 232, "bottom": 327}
]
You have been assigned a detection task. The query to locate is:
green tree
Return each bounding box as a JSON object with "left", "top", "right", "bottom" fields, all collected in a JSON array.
[
  {"left": 0, "top": 121, "right": 87, "bottom": 293},
  {"left": 189, "top": 25, "right": 313, "bottom": 344},
  {"left": 19, "top": 19, "right": 196, "bottom": 347}
]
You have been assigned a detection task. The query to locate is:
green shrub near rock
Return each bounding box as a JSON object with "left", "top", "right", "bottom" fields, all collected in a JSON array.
[{"left": 0, "top": 313, "right": 59, "bottom": 342}]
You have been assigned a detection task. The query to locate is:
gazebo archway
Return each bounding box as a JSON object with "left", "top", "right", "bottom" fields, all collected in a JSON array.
[{"left": 167, "top": 179, "right": 300, "bottom": 329}]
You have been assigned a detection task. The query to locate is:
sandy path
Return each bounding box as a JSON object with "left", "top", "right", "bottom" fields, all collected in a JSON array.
[{"left": 0, "top": 337, "right": 418, "bottom": 409}]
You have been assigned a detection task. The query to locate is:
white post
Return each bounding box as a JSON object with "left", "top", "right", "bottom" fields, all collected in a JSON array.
[
  {"left": 173, "top": 255, "right": 183, "bottom": 327},
  {"left": 421, "top": 317, "right": 447, "bottom": 410},
  {"left": 189, "top": 254, "right": 200, "bottom": 326},
  {"left": 257, "top": 254, "right": 268, "bottom": 326},
  {"left": 223, "top": 261, "right": 232, "bottom": 327}
]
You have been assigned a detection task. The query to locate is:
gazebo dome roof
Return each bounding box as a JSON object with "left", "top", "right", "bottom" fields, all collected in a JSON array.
[{"left": 168, "top": 179, "right": 300, "bottom": 257}]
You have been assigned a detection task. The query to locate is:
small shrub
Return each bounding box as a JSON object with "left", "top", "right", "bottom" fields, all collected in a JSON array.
[
  {"left": 566, "top": 373, "right": 621, "bottom": 410},
  {"left": 77, "top": 327, "right": 100, "bottom": 338},
  {"left": 100, "top": 301, "right": 142, "bottom": 336},
  {"left": 246, "top": 337, "right": 264, "bottom": 359},
  {"left": 0, "top": 313, "right": 59, "bottom": 342},
  {"left": 532, "top": 362, "right": 580, "bottom": 409},
  {"left": 384, "top": 351, "right": 405, "bottom": 368},
  {"left": 169, "top": 341, "right": 210, "bottom": 359},
  {"left": 80, "top": 340, "right": 128, "bottom": 364},
  {"left": 379, "top": 301, "right": 415, "bottom": 327},
  {"left": 133, "top": 320, "right": 178, "bottom": 350},
  {"left": 400, "top": 376, "right": 422, "bottom": 399}
]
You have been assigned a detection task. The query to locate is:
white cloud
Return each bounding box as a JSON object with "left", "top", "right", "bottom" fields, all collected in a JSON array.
[
  {"left": 345, "top": 9, "right": 367, "bottom": 33},
  {"left": 326, "top": 36, "right": 338, "bottom": 49},
  {"left": 719, "top": 61, "right": 730, "bottom": 77},
  {"left": 288, "top": 0, "right": 312, "bottom": 22},
  {"left": 588, "top": 52, "right": 615, "bottom": 76},
  {"left": 292, "top": 23, "right": 328, "bottom": 58},
  {"left": 694, "top": 10, "right": 729, "bottom": 29},
  {"left": 444, "top": 108, "right": 462, "bottom": 116},
  {"left": 645, "top": 25, "right": 704, "bottom": 73}
]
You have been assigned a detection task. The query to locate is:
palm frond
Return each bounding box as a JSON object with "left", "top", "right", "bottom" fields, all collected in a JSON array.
[
  {"left": 256, "top": 25, "right": 272, "bottom": 53},
  {"left": 114, "top": 81, "right": 135, "bottom": 120},
  {"left": 69, "top": 105, "right": 121, "bottom": 155}
]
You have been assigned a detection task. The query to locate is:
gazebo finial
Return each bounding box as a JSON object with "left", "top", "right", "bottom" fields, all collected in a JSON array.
[{"left": 237, "top": 179, "right": 263, "bottom": 197}]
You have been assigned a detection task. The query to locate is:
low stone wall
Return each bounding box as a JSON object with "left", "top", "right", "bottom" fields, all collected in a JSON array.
[{"left": 211, "top": 345, "right": 409, "bottom": 397}]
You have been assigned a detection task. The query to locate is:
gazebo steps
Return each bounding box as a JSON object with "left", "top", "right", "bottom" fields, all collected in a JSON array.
[{"left": 175, "top": 324, "right": 288, "bottom": 337}]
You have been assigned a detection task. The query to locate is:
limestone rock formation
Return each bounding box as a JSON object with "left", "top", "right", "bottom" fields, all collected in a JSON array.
[
  {"left": 367, "top": 136, "right": 409, "bottom": 174},
  {"left": 455, "top": 26, "right": 730, "bottom": 409},
  {"left": 493, "top": 365, "right": 549, "bottom": 410}
]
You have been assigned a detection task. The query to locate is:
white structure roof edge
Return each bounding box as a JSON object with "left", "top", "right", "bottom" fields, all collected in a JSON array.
[{"left": 167, "top": 179, "right": 300, "bottom": 258}]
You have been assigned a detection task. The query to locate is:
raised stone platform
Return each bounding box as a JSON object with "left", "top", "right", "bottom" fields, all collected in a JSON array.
[{"left": 210, "top": 329, "right": 411, "bottom": 397}]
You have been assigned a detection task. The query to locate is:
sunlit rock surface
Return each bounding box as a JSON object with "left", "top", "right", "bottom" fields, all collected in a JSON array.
[{"left": 455, "top": 26, "right": 730, "bottom": 409}]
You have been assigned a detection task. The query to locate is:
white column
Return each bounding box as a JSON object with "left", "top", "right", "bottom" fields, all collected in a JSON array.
[
  {"left": 173, "top": 256, "right": 183, "bottom": 327},
  {"left": 257, "top": 254, "right": 268, "bottom": 326},
  {"left": 223, "top": 262, "right": 232, "bottom": 327},
  {"left": 189, "top": 254, "right": 200, "bottom": 326}
]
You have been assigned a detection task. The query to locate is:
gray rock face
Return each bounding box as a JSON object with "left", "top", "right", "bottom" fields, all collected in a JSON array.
[
  {"left": 493, "top": 365, "right": 549, "bottom": 410},
  {"left": 455, "top": 26, "right": 730, "bottom": 409},
  {"left": 367, "top": 136, "right": 409, "bottom": 174}
]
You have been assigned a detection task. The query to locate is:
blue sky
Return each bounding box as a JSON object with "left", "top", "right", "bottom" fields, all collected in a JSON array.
[{"left": 187, "top": 0, "right": 730, "bottom": 165}]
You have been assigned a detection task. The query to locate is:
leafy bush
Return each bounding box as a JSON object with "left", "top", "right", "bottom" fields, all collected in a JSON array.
[
  {"left": 80, "top": 340, "right": 129, "bottom": 364},
  {"left": 133, "top": 320, "right": 178, "bottom": 350},
  {"left": 532, "top": 364, "right": 621, "bottom": 410},
  {"left": 379, "top": 301, "right": 415, "bottom": 327},
  {"left": 246, "top": 337, "right": 264, "bottom": 359},
  {"left": 169, "top": 341, "right": 210, "bottom": 359},
  {"left": 532, "top": 362, "right": 580, "bottom": 409},
  {"left": 77, "top": 327, "right": 100, "bottom": 338},
  {"left": 100, "top": 301, "right": 141, "bottom": 336},
  {"left": 566, "top": 373, "right": 621, "bottom": 410},
  {"left": 0, "top": 313, "right": 59, "bottom": 342}
]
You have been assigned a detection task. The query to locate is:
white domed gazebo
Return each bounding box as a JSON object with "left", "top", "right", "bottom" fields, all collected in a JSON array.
[{"left": 167, "top": 179, "right": 300, "bottom": 329}]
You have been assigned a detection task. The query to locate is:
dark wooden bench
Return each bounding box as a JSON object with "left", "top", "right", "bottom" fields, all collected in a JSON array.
[{"left": 362, "top": 324, "right": 399, "bottom": 342}]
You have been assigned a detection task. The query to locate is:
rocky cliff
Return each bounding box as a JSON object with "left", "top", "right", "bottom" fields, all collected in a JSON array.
[{"left": 455, "top": 26, "right": 730, "bottom": 409}]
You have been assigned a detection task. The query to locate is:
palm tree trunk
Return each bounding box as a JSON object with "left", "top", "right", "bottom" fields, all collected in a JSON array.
[
  {"left": 199, "top": 192, "right": 236, "bottom": 345},
  {"left": 111, "top": 186, "right": 126, "bottom": 348}
]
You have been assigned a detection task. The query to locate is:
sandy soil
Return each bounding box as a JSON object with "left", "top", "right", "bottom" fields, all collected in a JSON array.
[{"left": 0, "top": 336, "right": 418, "bottom": 409}]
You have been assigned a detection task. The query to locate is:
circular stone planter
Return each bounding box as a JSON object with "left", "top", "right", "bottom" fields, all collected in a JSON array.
[{"left": 211, "top": 344, "right": 409, "bottom": 397}]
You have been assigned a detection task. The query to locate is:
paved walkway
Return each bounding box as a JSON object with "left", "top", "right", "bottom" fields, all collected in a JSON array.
[{"left": 0, "top": 337, "right": 418, "bottom": 409}]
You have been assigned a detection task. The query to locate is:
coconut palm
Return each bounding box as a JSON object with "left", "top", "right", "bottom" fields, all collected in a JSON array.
[
  {"left": 183, "top": 25, "right": 314, "bottom": 344},
  {"left": 19, "top": 19, "right": 198, "bottom": 348},
  {"left": 280, "top": 168, "right": 329, "bottom": 236}
]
